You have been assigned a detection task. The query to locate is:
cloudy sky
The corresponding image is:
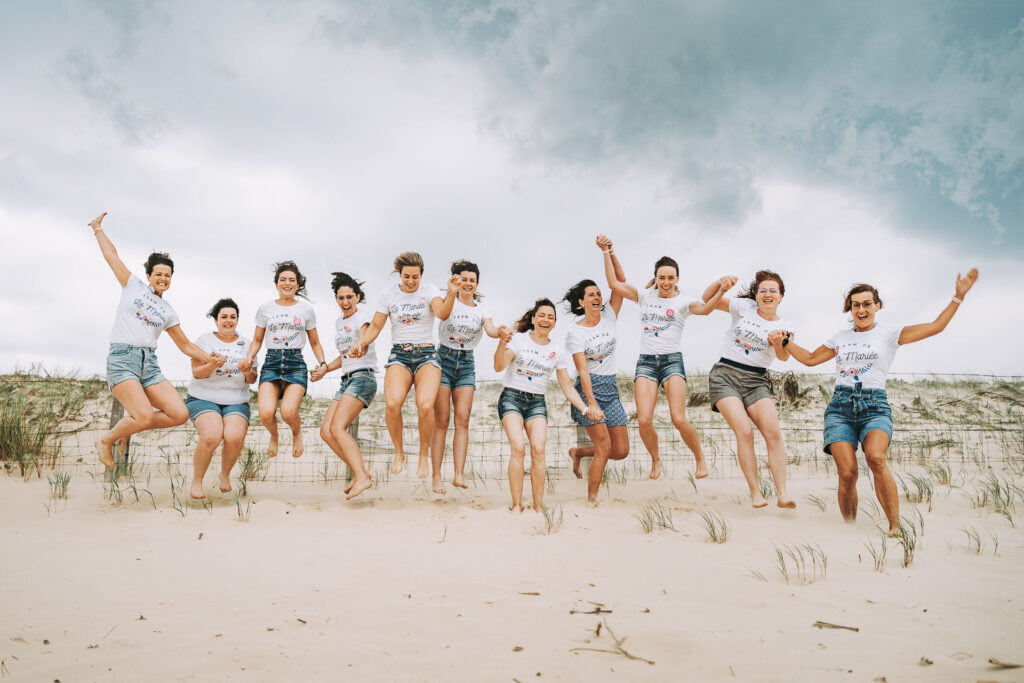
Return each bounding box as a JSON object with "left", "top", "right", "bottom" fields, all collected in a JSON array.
[{"left": 2, "top": 1, "right": 1021, "bottom": 391}]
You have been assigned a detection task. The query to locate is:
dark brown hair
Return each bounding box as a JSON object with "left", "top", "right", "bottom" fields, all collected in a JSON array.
[
  {"left": 737, "top": 269, "right": 785, "bottom": 300},
  {"left": 515, "top": 298, "right": 557, "bottom": 333}
]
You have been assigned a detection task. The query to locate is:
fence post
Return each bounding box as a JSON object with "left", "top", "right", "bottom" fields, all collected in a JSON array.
[{"left": 106, "top": 397, "right": 130, "bottom": 482}]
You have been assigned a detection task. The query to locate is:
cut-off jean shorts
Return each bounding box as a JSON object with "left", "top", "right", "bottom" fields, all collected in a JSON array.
[
  {"left": 708, "top": 358, "right": 772, "bottom": 413},
  {"left": 498, "top": 387, "right": 548, "bottom": 422},
  {"left": 823, "top": 383, "right": 893, "bottom": 454},
  {"left": 572, "top": 374, "right": 628, "bottom": 428},
  {"left": 437, "top": 345, "right": 476, "bottom": 390},
  {"left": 333, "top": 368, "right": 377, "bottom": 408},
  {"left": 185, "top": 396, "right": 252, "bottom": 423},
  {"left": 634, "top": 352, "right": 686, "bottom": 385},
  {"left": 259, "top": 348, "right": 308, "bottom": 389},
  {"left": 386, "top": 343, "right": 440, "bottom": 375},
  {"left": 106, "top": 343, "right": 165, "bottom": 390}
]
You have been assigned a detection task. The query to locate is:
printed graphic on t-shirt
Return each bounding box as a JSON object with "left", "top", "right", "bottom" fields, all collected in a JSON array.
[
  {"left": 267, "top": 315, "right": 306, "bottom": 347},
  {"left": 392, "top": 297, "right": 428, "bottom": 326},
  {"left": 835, "top": 342, "right": 882, "bottom": 383},
  {"left": 130, "top": 291, "right": 171, "bottom": 330},
  {"left": 732, "top": 322, "right": 769, "bottom": 356},
  {"left": 641, "top": 308, "right": 676, "bottom": 338},
  {"left": 514, "top": 349, "right": 559, "bottom": 382},
  {"left": 213, "top": 339, "right": 249, "bottom": 378}
]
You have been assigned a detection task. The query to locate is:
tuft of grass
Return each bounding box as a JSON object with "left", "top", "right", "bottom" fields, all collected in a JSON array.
[
  {"left": 698, "top": 509, "right": 730, "bottom": 543},
  {"left": 234, "top": 492, "right": 252, "bottom": 522},
  {"left": 896, "top": 514, "right": 921, "bottom": 568},
  {"left": 685, "top": 471, "right": 698, "bottom": 493},
  {"left": 772, "top": 542, "right": 828, "bottom": 585},
  {"left": 48, "top": 471, "right": 71, "bottom": 500},
  {"left": 897, "top": 473, "right": 934, "bottom": 510},
  {"left": 634, "top": 500, "right": 677, "bottom": 534},
  {"left": 865, "top": 534, "right": 888, "bottom": 572},
  {"left": 540, "top": 503, "right": 564, "bottom": 534},
  {"left": 757, "top": 467, "right": 776, "bottom": 500},
  {"left": 805, "top": 494, "right": 828, "bottom": 513},
  {"left": 960, "top": 524, "right": 982, "bottom": 555}
]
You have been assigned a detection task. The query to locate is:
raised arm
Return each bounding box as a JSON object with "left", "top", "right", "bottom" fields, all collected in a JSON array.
[
  {"left": 898, "top": 269, "right": 979, "bottom": 345},
  {"left": 702, "top": 275, "right": 737, "bottom": 312},
  {"left": 430, "top": 276, "right": 460, "bottom": 320},
  {"left": 597, "top": 235, "right": 638, "bottom": 303},
  {"left": 90, "top": 213, "right": 131, "bottom": 287},
  {"left": 493, "top": 326, "right": 515, "bottom": 372},
  {"left": 690, "top": 275, "right": 736, "bottom": 315}
]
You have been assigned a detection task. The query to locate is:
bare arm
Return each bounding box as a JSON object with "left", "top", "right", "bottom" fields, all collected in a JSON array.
[
  {"left": 769, "top": 330, "right": 835, "bottom": 367},
  {"left": 493, "top": 326, "right": 514, "bottom": 372},
  {"left": 482, "top": 317, "right": 500, "bottom": 339},
  {"left": 898, "top": 269, "right": 979, "bottom": 345},
  {"left": 166, "top": 325, "right": 214, "bottom": 363},
  {"left": 572, "top": 352, "right": 598, "bottom": 409},
  {"left": 238, "top": 327, "right": 265, "bottom": 371},
  {"left": 430, "top": 276, "right": 460, "bottom": 320},
  {"left": 90, "top": 213, "right": 131, "bottom": 287},
  {"left": 702, "top": 275, "right": 737, "bottom": 312},
  {"left": 555, "top": 367, "right": 591, "bottom": 414},
  {"left": 767, "top": 330, "right": 792, "bottom": 362},
  {"left": 348, "top": 311, "right": 388, "bottom": 358},
  {"left": 598, "top": 235, "right": 638, "bottom": 303},
  {"left": 306, "top": 328, "right": 327, "bottom": 367}
]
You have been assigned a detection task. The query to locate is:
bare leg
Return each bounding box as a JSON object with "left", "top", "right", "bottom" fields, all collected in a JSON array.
[
  {"left": 100, "top": 380, "right": 188, "bottom": 468},
  {"left": 715, "top": 396, "right": 766, "bottom": 507},
  {"left": 430, "top": 385, "right": 452, "bottom": 491},
  {"left": 257, "top": 381, "right": 282, "bottom": 458},
  {"left": 279, "top": 383, "right": 306, "bottom": 458},
  {"left": 663, "top": 376, "right": 707, "bottom": 478},
  {"left": 502, "top": 413, "right": 527, "bottom": 511},
  {"left": 863, "top": 431, "right": 900, "bottom": 536},
  {"left": 191, "top": 412, "right": 224, "bottom": 498},
  {"left": 219, "top": 414, "right": 248, "bottom": 492},
  {"left": 450, "top": 386, "right": 474, "bottom": 488},
  {"left": 413, "top": 364, "right": 442, "bottom": 485},
  {"left": 585, "top": 423, "right": 612, "bottom": 503},
  {"left": 748, "top": 398, "right": 794, "bottom": 508},
  {"left": 829, "top": 442, "right": 859, "bottom": 522},
  {"left": 524, "top": 417, "right": 548, "bottom": 510},
  {"left": 634, "top": 377, "right": 662, "bottom": 479},
  {"left": 328, "top": 396, "right": 373, "bottom": 500},
  {"left": 383, "top": 365, "right": 414, "bottom": 474}
]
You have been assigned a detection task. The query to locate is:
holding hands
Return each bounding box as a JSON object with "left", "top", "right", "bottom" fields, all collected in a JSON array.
[
  {"left": 497, "top": 325, "right": 513, "bottom": 344},
  {"left": 595, "top": 235, "right": 613, "bottom": 252},
  {"left": 718, "top": 275, "right": 738, "bottom": 292}
]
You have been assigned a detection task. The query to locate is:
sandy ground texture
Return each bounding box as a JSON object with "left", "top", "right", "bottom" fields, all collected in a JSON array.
[{"left": 2, "top": 464, "right": 1023, "bottom": 683}]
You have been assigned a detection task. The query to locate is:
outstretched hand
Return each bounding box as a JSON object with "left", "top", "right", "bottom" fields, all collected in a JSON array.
[
  {"left": 718, "top": 275, "right": 738, "bottom": 291},
  {"left": 955, "top": 268, "right": 979, "bottom": 299}
]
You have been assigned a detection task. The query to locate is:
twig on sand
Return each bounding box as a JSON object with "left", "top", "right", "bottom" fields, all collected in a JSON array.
[
  {"left": 570, "top": 600, "right": 612, "bottom": 615},
  {"left": 813, "top": 621, "right": 859, "bottom": 632},
  {"left": 569, "top": 619, "right": 655, "bottom": 665},
  {"left": 988, "top": 658, "right": 1022, "bottom": 669}
]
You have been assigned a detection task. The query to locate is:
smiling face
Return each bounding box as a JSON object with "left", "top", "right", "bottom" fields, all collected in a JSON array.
[
  {"left": 849, "top": 291, "right": 879, "bottom": 331},
  {"left": 215, "top": 307, "right": 239, "bottom": 336},
  {"left": 456, "top": 270, "right": 478, "bottom": 298},
  {"left": 654, "top": 265, "right": 679, "bottom": 297},
  {"left": 532, "top": 305, "right": 557, "bottom": 335},
  {"left": 147, "top": 264, "right": 173, "bottom": 296},
  {"left": 399, "top": 265, "right": 422, "bottom": 292},
  {"left": 579, "top": 285, "right": 603, "bottom": 315},
  {"left": 755, "top": 279, "right": 783, "bottom": 314},
  {"left": 276, "top": 270, "right": 299, "bottom": 300},
  {"left": 335, "top": 285, "right": 358, "bottom": 315}
]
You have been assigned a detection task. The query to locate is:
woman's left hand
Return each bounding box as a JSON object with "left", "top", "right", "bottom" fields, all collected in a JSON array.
[{"left": 955, "top": 268, "right": 979, "bottom": 299}]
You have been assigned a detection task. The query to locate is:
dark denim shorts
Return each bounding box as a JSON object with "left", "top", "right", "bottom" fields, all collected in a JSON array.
[
  {"left": 634, "top": 352, "right": 686, "bottom": 385},
  {"left": 497, "top": 387, "right": 548, "bottom": 422},
  {"left": 333, "top": 368, "right": 377, "bottom": 408},
  {"left": 259, "top": 348, "right": 308, "bottom": 389},
  {"left": 186, "top": 395, "right": 252, "bottom": 423},
  {"left": 438, "top": 345, "right": 476, "bottom": 390},
  {"left": 386, "top": 344, "right": 440, "bottom": 375},
  {"left": 823, "top": 383, "right": 893, "bottom": 453},
  {"left": 572, "top": 374, "right": 628, "bottom": 428},
  {"left": 106, "top": 344, "right": 165, "bottom": 390}
]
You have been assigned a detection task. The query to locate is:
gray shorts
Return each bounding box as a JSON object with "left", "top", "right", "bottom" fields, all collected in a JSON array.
[{"left": 708, "top": 360, "right": 772, "bottom": 412}]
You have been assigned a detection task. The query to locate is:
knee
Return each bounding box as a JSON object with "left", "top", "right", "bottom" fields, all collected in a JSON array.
[
  {"left": 384, "top": 402, "right": 403, "bottom": 418},
  {"left": 166, "top": 407, "right": 188, "bottom": 428},
  {"left": 637, "top": 414, "right": 655, "bottom": 430},
  {"left": 671, "top": 415, "right": 691, "bottom": 432},
  {"left": 837, "top": 468, "right": 858, "bottom": 488},
  {"left": 864, "top": 452, "right": 889, "bottom": 473},
  {"left": 258, "top": 407, "right": 277, "bottom": 424},
  {"left": 509, "top": 445, "right": 526, "bottom": 461},
  {"left": 453, "top": 413, "right": 470, "bottom": 431},
  {"left": 530, "top": 451, "right": 546, "bottom": 468},
  {"left": 222, "top": 435, "right": 244, "bottom": 451},
  {"left": 280, "top": 407, "right": 300, "bottom": 424},
  {"left": 416, "top": 401, "right": 434, "bottom": 418},
  {"left": 319, "top": 424, "right": 333, "bottom": 442},
  {"left": 198, "top": 433, "right": 221, "bottom": 450},
  {"left": 735, "top": 427, "right": 755, "bottom": 447}
]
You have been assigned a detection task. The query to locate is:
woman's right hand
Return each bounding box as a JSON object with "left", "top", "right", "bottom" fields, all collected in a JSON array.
[
  {"left": 238, "top": 357, "right": 254, "bottom": 372},
  {"left": 584, "top": 404, "right": 605, "bottom": 421},
  {"left": 595, "top": 234, "right": 613, "bottom": 251},
  {"left": 497, "top": 325, "right": 513, "bottom": 344},
  {"left": 348, "top": 342, "right": 365, "bottom": 359}
]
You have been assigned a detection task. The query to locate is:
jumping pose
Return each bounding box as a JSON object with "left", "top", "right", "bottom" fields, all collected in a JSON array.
[
  {"left": 495, "top": 299, "right": 598, "bottom": 511},
  {"left": 186, "top": 298, "right": 257, "bottom": 499},
  {"left": 310, "top": 272, "right": 377, "bottom": 500},
  {"left": 349, "top": 252, "right": 458, "bottom": 479},
  {"left": 600, "top": 235, "right": 731, "bottom": 479},
  {"left": 771, "top": 269, "right": 978, "bottom": 535},
  {"left": 90, "top": 212, "right": 218, "bottom": 470},
  {"left": 705, "top": 270, "right": 796, "bottom": 509},
  {"left": 239, "top": 261, "right": 326, "bottom": 459}
]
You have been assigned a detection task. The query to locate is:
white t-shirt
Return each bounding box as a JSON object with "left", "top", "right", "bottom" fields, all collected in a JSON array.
[
  {"left": 334, "top": 307, "right": 378, "bottom": 375},
  {"left": 502, "top": 332, "right": 570, "bottom": 394},
  {"left": 254, "top": 300, "right": 316, "bottom": 350},
  {"left": 438, "top": 299, "right": 491, "bottom": 350},
  {"left": 188, "top": 332, "right": 252, "bottom": 405},
  {"left": 718, "top": 298, "right": 793, "bottom": 369},
  {"left": 376, "top": 283, "right": 443, "bottom": 345},
  {"left": 565, "top": 306, "right": 618, "bottom": 376},
  {"left": 108, "top": 275, "right": 181, "bottom": 348},
  {"left": 825, "top": 324, "right": 903, "bottom": 390},
  {"left": 637, "top": 288, "right": 697, "bottom": 355}
]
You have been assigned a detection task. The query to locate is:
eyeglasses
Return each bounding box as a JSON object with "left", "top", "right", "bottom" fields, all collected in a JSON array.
[
  {"left": 850, "top": 301, "right": 876, "bottom": 310},
  {"left": 758, "top": 288, "right": 779, "bottom": 295}
]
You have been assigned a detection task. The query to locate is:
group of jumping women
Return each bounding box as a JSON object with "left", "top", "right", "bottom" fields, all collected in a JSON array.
[{"left": 90, "top": 213, "right": 978, "bottom": 535}]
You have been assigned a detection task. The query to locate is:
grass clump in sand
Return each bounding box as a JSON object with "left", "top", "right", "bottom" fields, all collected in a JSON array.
[
  {"left": 865, "top": 534, "right": 888, "bottom": 572},
  {"left": 48, "top": 471, "right": 71, "bottom": 500},
  {"left": 772, "top": 542, "right": 828, "bottom": 584},
  {"left": 634, "top": 500, "right": 677, "bottom": 534},
  {"left": 539, "top": 503, "right": 564, "bottom": 534},
  {"left": 698, "top": 509, "right": 730, "bottom": 543}
]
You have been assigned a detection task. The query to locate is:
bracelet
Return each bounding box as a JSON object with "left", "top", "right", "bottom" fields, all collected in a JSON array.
[
  {"left": 603, "top": 249, "right": 614, "bottom": 255},
  {"left": 951, "top": 296, "right": 962, "bottom": 304}
]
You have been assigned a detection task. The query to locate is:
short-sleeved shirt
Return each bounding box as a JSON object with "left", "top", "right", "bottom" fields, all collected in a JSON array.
[
  {"left": 376, "top": 283, "right": 443, "bottom": 345},
  {"left": 438, "top": 299, "right": 491, "bottom": 350},
  {"left": 637, "top": 288, "right": 697, "bottom": 355},
  {"left": 187, "top": 332, "right": 252, "bottom": 404},
  {"left": 565, "top": 306, "right": 618, "bottom": 376},
  {"left": 254, "top": 300, "right": 317, "bottom": 350},
  {"left": 334, "top": 307, "right": 378, "bottom": 375},
  {"left": 502, "top": 333, "right": 569, "bottom": 394},
  {"left": 825, "top": 324, "right": 902, "bottom": 390},
  {"left": 718, "top": 298, "right": 793, "bottom": 369},
  {"left": 109, "top": 275, "right": 181, "bottom": 348}
]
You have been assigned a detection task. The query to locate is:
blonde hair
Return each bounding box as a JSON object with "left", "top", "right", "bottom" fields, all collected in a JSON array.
[{"left": 393, "top": 251, "right": 424, "bottom": 274}]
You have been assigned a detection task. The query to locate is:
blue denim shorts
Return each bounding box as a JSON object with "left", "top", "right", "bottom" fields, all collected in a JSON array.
[
  {"left": 634, "top": 352, "right": 686, "bottom": 385},
  {"left": 708, "top": 359, "right": 772, "bottom": 413},
  {"left": 823, "top": 384, "right": 893, "bottom": 453},
  {"left": 185, "top": 395, "right": 252, "bottom": 423},
  {"left": 498, "top": 387, "right": 548, "bottom": 422},
  {"left": 572, "top": 374, "right": 628, "bottom": 428},
  {"left": 333, "top": 368, "right": 377, "bottom": 408},
  {"left": 260, "top": 348, "right": 308, "bottom": 389},
  {"left": 106, "top": 344, "right": 165, "bottom": 390},
  {"left": 386, "top": 344, "right": 440, "bottom": 375},
  {"left": 438, "top": 345, "right": 476, "bottom": 390}
]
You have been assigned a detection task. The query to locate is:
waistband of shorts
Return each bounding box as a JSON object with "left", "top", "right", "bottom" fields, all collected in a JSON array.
[
  {"left": 577, "top": 373, "right": 618, "bottom": 385},
  {"left": 391, "top": 342, "right": 435, "bottom": 352},
  {"left": 832, "top": 384, "right": 887, "bottom": 397},
  {"left": 638, "top": 352, "right": 682, "bottom": 361},
  {"left": 342, "top": 367, "right": 376, "bottom": 378},
  {"left": 717, "top": 357, "right": 767, "bottom": 375},
  {"left": 265, "top": 348, "right": 303, "bottom": 356},
  {"left": 437, "top": 345, "right": 474, "bottom": 358},
  {"left": 500, "top": 386, "right": 544, "bottom": 399},
  {"left": 109, "top": 343, "right": 155, "bottom": 352}
]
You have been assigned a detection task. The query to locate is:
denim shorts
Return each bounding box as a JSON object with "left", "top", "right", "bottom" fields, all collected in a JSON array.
[
  {"left": 106, "top": 344, "right": 165, "bottom": 390},
  {"left": 823, "top": 384, "right": 893, "bottom": 453},
  {"left": 708, "top": 359, "right": 772, "bottom": 413},
  {"left": 634, "top": 352, "right": 686, "bottom": 385},
  {"left": 438, "top": 345, "right": 476, "bottom": 390},
  {"left": 185, "top": 395, "right": 251, "bottom": 423},
  {"left": 386, "top": 344, "right": 440, "bottom": 375},
  {"left": 572, "top": 374, "right": 628, "bottom": 428},
  {"left": 333, "top": 368, "right": 377, "bottom": 408},
  {"left": 260, "top": 348, "right": 308, "bottom": 389},
  {"left": 497, "top": 387, "right": 548, "bottom": 422}
]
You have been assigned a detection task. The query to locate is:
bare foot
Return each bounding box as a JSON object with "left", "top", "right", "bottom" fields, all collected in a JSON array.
[
  {"left": 97, "top": 437, "right": 115, "bottom": 470},
  {"left": 777, "top": 499, "right": 797, "bottom": 509},
  {"left": 291, "top": 433, "right": 304, "bottom": 458},
  {"left": 219, "top": 474, "right": 232, "bottom": 493},
  {"left": 650, "top": 456, "right": 662, "bottom": 480},
  {"left": 694, "top": 458, "right": 709, "bottom": 479},
  {"left": 432, "top": 477, "right": 446, "bottom": 494},
  {"left": 886, "top": 526, "right": 903, "bottom": 538},
  {"left": 345, "top": 476, "right": 373, "bottom": 500},
  {"left": 509, "top": 504, "right": 524, "bottom": 513},
  {"left": 268, "top": 437, "right": 279, "bottom": 458},
  {"left": 751, "top": 495, "right": 768, "bottom": 508},
  {"left": 451, "top": 475, "right": 468, "bottom": 489},
  {"left": 416, "top": 455, "right": 429, "bottom": 479},
  {"left": 390, "top": 454, "right": 405, "bottom": 475},
  {"left": 344, "top": 480, "right": 354, "bottom": 494},
  {"left": 189, "top": 481, "right": 207, "bottom": 500},
  {"left": 569, "top": 448, "right": 583, "bottom": 479}
]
